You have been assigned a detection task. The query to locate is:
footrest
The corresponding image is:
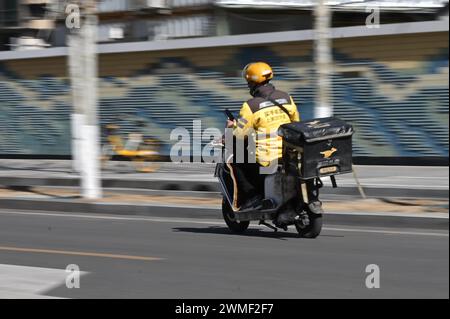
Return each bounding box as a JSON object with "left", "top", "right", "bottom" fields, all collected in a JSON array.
[{"left": 235, "top": 211, "right": 277, "bottom": 222}]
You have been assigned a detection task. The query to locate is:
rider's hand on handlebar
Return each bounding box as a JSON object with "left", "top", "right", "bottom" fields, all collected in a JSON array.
[{"left": 226, "top": 119, "right": 235, "bottom": 128}]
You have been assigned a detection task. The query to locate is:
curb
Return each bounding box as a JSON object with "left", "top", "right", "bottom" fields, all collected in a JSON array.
[
  {"left": 0, "top": 197, "right": 447, "bottom": 230},
  {"left": 1, "top": 176, "right": 448, "bottom": 199}
]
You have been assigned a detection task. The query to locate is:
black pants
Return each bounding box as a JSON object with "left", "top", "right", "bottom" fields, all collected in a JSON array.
[{"left": 231, "top": 163, "right": 264, "bottom": 200}]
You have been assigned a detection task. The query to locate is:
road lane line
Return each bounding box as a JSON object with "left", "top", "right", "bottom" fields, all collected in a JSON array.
[
  {"left": 320, "top": 182, "right": 449, "bottom": 189},
  {"left": 323, "top": 227, "right": 449, "bottom": 237},
  {"left": 0, "top": 209, "right": 447, "bottom": 237},
  {"left": 0, "top": 246, "right": 163, "bottom": 261},
  {"left": 0, "top": 209, "right": 223, "bottom": 224},
  {"left": 388, "top": 176, "right": 449, "bottom": 180}
]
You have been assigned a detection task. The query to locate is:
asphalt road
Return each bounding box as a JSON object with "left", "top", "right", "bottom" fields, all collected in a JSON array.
[{"left": 0, "top": 209, "right": 448, "bottom": 299}]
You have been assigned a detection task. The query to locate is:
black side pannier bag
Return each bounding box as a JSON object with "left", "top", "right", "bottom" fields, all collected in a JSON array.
[{"left": 279, "top": 117, "right": 354, "bottom": 179}]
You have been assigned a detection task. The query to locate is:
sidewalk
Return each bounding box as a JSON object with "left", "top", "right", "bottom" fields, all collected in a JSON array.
[
  {"left": 0, "top": 185, "right": 447, "bottom": 214},
  {"left": 0, "top": 159, "right": 448, "bottom": 229},
  {"left": 0, "top": 159, "right": 448, "bottom": 198}
]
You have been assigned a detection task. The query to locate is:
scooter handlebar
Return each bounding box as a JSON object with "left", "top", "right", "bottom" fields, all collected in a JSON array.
[{"left": 224, "top": 108, "right": 235, "bottom": 121}]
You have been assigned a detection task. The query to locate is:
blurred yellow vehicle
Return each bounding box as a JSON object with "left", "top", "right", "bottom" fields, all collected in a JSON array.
[{"left": 101, "top": 122, "right": 162, "bottom": 173}]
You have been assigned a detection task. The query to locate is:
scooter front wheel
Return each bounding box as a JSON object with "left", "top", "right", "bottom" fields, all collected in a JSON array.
[{"left": 222, "top": 198, "right": 250, "bottom": 234}]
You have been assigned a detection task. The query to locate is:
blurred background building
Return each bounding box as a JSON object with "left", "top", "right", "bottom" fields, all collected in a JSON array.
[
  {"left": 0, "top": 0, "right": 448, "bottom": 162},
  {"left": 1, "top": 0, "right": 448, "bottom": 49}
]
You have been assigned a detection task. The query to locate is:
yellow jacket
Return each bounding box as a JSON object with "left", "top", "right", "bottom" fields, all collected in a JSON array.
[{"left": 233, "top": 84, "right": 300, "bottom": 166}]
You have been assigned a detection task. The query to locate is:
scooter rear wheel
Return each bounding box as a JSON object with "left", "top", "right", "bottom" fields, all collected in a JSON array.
[
  {"left": 222, "top": 198, "right": 250, "bottom": 234},
  {"left": 295, "top": 213, "right": 323, "bottom": 238}
]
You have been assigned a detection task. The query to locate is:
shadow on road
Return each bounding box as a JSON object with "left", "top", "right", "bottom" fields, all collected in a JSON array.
[{"left": 173, "top": 226, "right": 344, "bottom": 240}]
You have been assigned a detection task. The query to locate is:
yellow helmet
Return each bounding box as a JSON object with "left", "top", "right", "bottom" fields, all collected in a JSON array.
[{"left": 243, "top": 62, "right": 274, "bottom": 85}]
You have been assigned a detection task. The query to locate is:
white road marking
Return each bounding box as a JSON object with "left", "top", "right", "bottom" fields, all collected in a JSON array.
[
  {"left": 388, "top": 176, "right": 449, "bottom": 180},
  {"left": 0, "top": 264, "right": 87, "bottom": 299},
  {"left": 0, "top": 209, "right": 447, "bottom": 237},
  {"left": 327, "top": 211, "right": 448, "bottom": 219},
  {"left": 320, "top": 182, "right": 449, "bottom": 189},
  {"left": 324, "top": 227, "right": 448, "bottom": 237}
]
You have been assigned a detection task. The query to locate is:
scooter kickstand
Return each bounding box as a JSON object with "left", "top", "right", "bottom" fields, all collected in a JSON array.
[{"left": 259, "top": 220, "right": 278, "bottom": 232}]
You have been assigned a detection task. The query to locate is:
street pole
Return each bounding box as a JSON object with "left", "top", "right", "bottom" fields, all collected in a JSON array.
[
  {"left": 314, "top": 0, "right": 333, "bottom": 118},
  {"left": 314, "top": 2, "right": 364, "bottom": 195},
  {"left": 68, "top": 30, "right": 83, "bottom": 174},
  {"left": 68, "top": 0, "right": 102, "bottom": 199}
]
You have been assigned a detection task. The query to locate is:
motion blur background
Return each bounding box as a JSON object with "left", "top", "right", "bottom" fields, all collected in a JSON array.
[
  {"left": 0, "top": 2, "right": 448, "bottom": 300},
  {"left": 0, "top": 0, "right": 448, "bottom": 162}
]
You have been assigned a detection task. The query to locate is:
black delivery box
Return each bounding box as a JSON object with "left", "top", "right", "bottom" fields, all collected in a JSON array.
[{"left": 279, "top": 117, "right": 354, "bottom": 179}]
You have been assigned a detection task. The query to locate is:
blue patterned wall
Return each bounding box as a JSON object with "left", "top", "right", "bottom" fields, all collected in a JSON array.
[{"left": 0, "top": 32, "right": 448, "bottom": 157}]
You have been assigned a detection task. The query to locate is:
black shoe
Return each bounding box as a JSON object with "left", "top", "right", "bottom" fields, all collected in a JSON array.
[{"left": 240, "top": 195, "right": 263, "bottom": 211}]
